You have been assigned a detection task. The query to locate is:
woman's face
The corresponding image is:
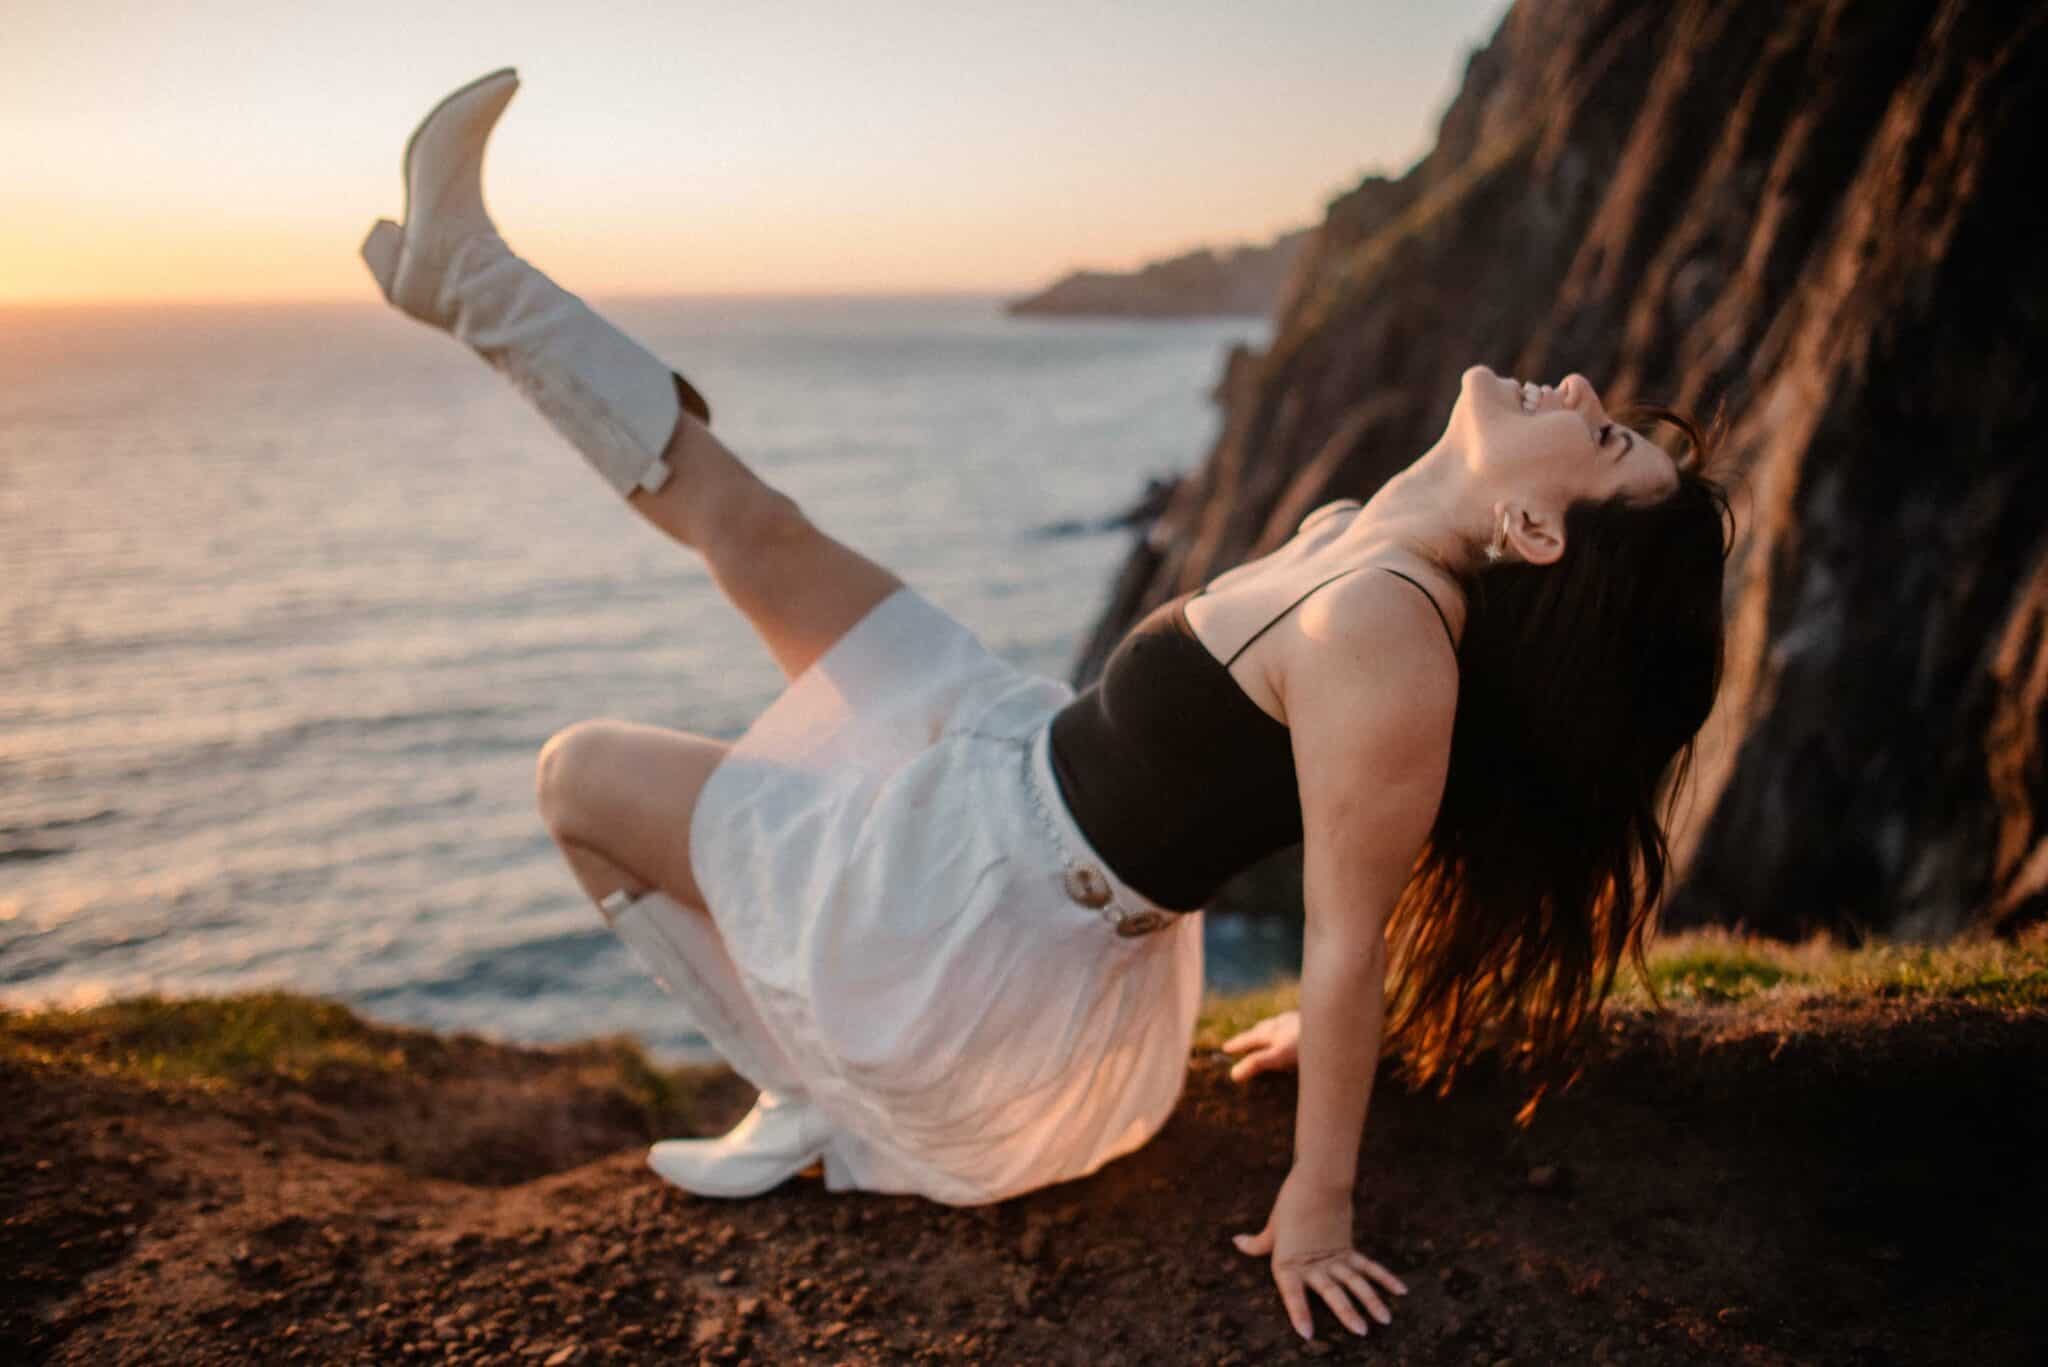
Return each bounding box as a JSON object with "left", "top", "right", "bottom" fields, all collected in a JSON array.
[{"left": 1450, "top": 365, "right": 1680, "bottom": 506}]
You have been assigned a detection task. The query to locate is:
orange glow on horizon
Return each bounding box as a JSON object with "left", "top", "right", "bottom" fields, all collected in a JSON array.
[{"left": 0, "top": 0, "right": 1511, "bottom": 307}]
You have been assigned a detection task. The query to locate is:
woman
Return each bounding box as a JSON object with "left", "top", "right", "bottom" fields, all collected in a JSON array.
[{"left": 361, "top": 69, "right": 1732, "bottom": 1343}]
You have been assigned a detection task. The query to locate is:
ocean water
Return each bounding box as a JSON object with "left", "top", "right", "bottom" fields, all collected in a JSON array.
[{"left": 0, "top": 293, "right": 1300, "bottom": 1061}]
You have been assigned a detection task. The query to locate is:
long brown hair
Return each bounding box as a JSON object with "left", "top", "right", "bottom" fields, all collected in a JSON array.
[{"left": 1380, "top": 403, "right": 1734, "bottom": 1126}]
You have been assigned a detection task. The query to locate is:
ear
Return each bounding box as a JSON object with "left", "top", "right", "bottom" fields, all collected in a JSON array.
[{"left": 1503, "top": 502, "right": 1565, "bottom": 566}]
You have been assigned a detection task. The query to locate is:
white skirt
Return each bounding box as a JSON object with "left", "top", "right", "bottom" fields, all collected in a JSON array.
[{"left": 679, "top": 583, "right": 1205, "bottom": 1206}]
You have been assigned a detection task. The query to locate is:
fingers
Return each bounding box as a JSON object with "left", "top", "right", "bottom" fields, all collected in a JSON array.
[
  {"left": 1232, "top": 1222, "right": 1274, "bottom": 1256},
  {"left": 1221, "top": 1019, "right": 1272, "bottom": 1053},
  {"left": 1269, "top": 1254, "right": 1408, "bottom": 1343},
  {"left": 1223, "top": 1020, "right": 1280, "bottom": 1083},
  {"left": 1354, "top": 1251, "right": 1410, "bottom": 1297},
  {"left": 1304, "top": 1267, "right": 1372, "bottom": 1337},
  {"left": 1274, "top": 1268, "right": 1316, "bottom": 1342},
  {"left": 1330, "top": 1261, "right": 1393, "bottom": 1326}
]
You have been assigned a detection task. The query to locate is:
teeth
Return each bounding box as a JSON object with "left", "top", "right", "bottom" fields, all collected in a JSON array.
[{"left": 1520, "top": 381, "right": 1539, "bottom": 414}]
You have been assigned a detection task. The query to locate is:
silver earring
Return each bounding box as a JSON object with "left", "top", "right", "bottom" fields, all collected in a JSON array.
[{"left": 1482, "top": 511, "right": 1509, "bottom": 563}]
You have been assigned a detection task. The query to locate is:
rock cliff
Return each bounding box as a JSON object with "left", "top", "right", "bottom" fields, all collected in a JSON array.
[
  {"left": 1073, "top": 0, "right": 2048, "bottom": 942},
  {"left": 1006, "top": 228, "right": 1311, "bottom": 318}
]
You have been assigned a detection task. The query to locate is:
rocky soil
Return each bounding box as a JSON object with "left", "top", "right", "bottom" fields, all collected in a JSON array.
[{"left": 5, "top": 992, "right": 2042, "bottom": 1364}]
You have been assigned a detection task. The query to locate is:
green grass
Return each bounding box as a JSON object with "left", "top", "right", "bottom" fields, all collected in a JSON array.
[
  {"left": 1625, "top": 931, "right": 1801, "bottom": 1005},
  {"left": 1194, "top": 922, "right": 2048, "bottom": 1040},
  {"left": 1194, "top": 979, "right": 1303, "bottom": 1053},
  {"left": 10, "top": 923, "right": 2043, "bottom": 1103},
  {"left": 0, "top": 990, "right": 411, "bottom": 1087},
  {"left": 600, "top": 1034, "right": 708, "bottom": 1138},
  {"left": 0, "top": 991, "right": 710, "bottom": 1135},
  {"left": 1612, "top": 923, "right": 2048, "bottom": 1010}
]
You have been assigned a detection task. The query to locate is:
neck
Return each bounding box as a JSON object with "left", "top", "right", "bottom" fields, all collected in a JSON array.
[{"left": 1349, "top": 435, "right": 1497, "bottom": 581}]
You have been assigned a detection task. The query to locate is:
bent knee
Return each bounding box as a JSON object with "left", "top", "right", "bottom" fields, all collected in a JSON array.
[{"left": 535, "top": 718, "right": 628, "bottom": 836}]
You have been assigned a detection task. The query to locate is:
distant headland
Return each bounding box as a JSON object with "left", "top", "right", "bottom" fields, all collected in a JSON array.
[{"left": 1005, "top": 227, "right": 1312, "bottom": 319}]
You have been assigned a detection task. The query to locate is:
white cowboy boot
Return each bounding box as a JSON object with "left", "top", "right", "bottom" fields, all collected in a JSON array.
[
  {"left": 647, "top": 1093, "right": 837, "bottom": 1199},
  {"left": 358, "top": 67, "right": 713, "bottom": 500},
  {"left": 598, "top": 888, "right": 805, "bottom": 1096},
  {"left": 598, "top": 889, "right": 835, "bottom": 1197}
]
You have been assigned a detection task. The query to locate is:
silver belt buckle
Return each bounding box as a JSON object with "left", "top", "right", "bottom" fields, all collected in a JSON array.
[
  {"left": 1061, "top": 861, "right": 1113, "bottom": 909},
  {"left": 1113, "top": 908, "right": 1174, "bottom": 938},
  {"left": 1061, "top": 860, "right": 1173, "bottom": 936}
]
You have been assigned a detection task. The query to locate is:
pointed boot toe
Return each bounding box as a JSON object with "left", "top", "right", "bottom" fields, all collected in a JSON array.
[
  {"left": 402, "top": 67, "right": 519, "bottom": 229},
  {"left": 382, "top": 67, "right": 521, "bottom": 325},
  {"left": 358, "top": 68, "right": 711, "bottom": 501},
  {"left": 647, "top": 1096, "right": 835, "bottom": 1199}
]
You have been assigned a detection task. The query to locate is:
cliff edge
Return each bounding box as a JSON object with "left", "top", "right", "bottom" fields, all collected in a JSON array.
[{"left": 5, "top": 977, "right": 2043, "bottom": 1364}]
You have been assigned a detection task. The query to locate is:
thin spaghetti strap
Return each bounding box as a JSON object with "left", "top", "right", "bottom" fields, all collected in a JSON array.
[
  {"left": 1378, "top": 567, "right": 1458, "bottom": 652},
  {"left": 1221, "top": 566, "right": 1371, "bottom": 668}
]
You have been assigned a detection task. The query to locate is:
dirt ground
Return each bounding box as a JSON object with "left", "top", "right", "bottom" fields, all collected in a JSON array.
[{"left": 3, "top": 992, "right": 2042, "bottom": 1365}]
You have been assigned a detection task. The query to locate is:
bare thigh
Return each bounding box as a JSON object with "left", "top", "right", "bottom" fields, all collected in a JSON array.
[
  {"left": 536, "top": 413, "right": 904, "bottom": 911},
  {"left": 534, "top": 718, "right": 729, "bottom": 910},
  {"left": 628, "top": 408, "right": 907, "bottom": 685}
]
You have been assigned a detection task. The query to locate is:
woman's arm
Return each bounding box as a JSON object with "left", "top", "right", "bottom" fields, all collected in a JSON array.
[
  {"left": 1290, "top": 567, "right": 1455, "bottom": 1186},
  {"left": 1231, "top": 567, "right": 1454, "bottom": 1340},
  {"left": 1290, "top": 923, "right": 1387, "bottom": 1192}
]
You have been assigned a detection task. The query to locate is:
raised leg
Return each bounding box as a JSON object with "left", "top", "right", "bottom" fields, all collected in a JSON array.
[
  {"left": 629, "top": 403, "right": 906, "bottom": 685},
  {"left": 360, "top": 68, "right": 902, "bottom": 690}
]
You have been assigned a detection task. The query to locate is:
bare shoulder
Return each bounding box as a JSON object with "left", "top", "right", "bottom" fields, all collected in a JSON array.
[
  {"left": 1276, "top": 566, "right": 1458, "bottom": 758},
  {"left": 1288, "top": 563, "right": 1459, "bottom": 698},
  {"left": 1283, "top": 565, "right": 1460, "bottom": 916}
]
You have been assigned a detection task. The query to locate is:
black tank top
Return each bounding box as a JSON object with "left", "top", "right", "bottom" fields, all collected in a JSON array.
[{"left": 1046, "top": 566, "right": 1457, "bottom": 911}]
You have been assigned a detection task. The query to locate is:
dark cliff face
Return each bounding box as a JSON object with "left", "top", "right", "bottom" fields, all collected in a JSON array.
[{"left": 1076, "top": 0, "right": 2048, "bottom": 942}]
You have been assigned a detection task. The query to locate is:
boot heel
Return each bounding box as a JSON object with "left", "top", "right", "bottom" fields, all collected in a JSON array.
[{"left": 359, "top": 219, "right": 404, "bottom": 300}]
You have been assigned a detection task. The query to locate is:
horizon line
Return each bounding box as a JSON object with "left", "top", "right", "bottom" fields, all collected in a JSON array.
[{"left": 0, "top": 285, "right": 1072, "bottom": 312}]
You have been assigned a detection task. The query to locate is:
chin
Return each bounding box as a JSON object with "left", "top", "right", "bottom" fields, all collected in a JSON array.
[
  {"left": 1449, "top": 365, "right": 1504, "bottom": 439},
  {"left": 1446, "top": 365, "right": 1538, "bottom": 481},
  {"left": 1456, "top": 364, "right": 1518, "bottom": 416}
]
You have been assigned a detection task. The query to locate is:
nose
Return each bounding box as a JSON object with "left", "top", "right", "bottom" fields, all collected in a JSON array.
[{"left": 1559, "top": 373, "right": 1609, "bottom": 423}]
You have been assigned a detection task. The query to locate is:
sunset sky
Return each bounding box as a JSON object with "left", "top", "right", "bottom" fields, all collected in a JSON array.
[{"left": 2, "top": 0, "right": 1510, "bottom": 305}]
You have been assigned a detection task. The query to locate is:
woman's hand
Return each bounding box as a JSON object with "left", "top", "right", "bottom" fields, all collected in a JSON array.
[
  {"left": 1221, "top": 1010, "right": 1300, "bottom": 1082},
  {"left": 1232, "top": 1169, "right": 1408, "bottom": 1342}
]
